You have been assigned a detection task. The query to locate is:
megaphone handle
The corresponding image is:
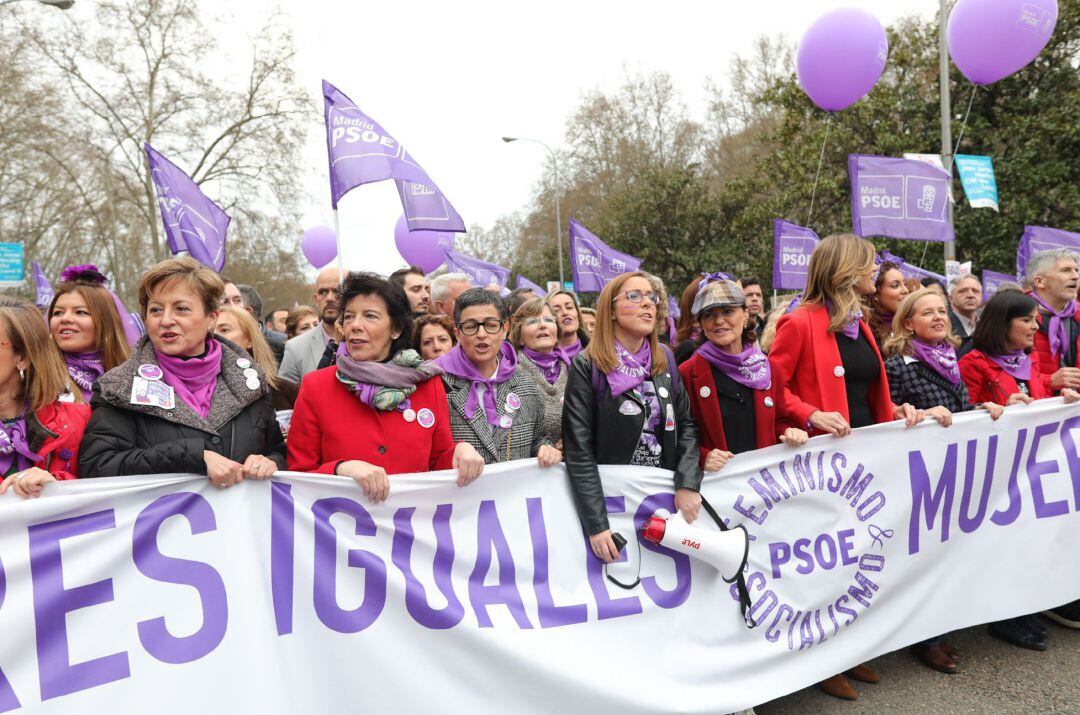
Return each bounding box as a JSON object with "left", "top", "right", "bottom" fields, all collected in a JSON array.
[{"left": 699, "top": 496, "right": 758, "bottom": 629}]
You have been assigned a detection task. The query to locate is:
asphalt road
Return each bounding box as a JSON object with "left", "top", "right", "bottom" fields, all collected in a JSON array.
[{"left": 755, "top": 619, "right": 1080, "bottom": 714}]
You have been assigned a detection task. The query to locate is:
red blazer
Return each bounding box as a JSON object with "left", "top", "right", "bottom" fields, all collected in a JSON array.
[
  {"left": 287, "top": 366, "right": 455, "bottom": 475},
  {"left": 1031, "top": 310, "right": 1080, "bottom": 395},
  {"left": 958, "top": 349, "right": 1047, "bottom": 406},
  {"left": 768, "top": 304, "right": 894, "bottom": 436},
  {"left": 33, "top": 401, "right": 91, "bottom": 480},
  {"left": 679, "top": 352, "right": 788, "bottom": 467}
]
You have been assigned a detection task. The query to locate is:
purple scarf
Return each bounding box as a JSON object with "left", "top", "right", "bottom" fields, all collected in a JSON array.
[
  {"left": 155, "top": 339, "right": 222, "bottom": 419},
  {"left": 561, "top": 339, "right": 583, "bottom": 361},
  {"left": 880, "top": 311, "right": 896, "bottom": 333},
  {"left": 1031, "top": 293, "right": 1078, "bottom": 361},
  {"left": 608, "top": 340, "right": 652, "bottom": 398},
  {"left": 0, "top": 418, "right": 39, "bottom": 475},
  {"left": 63, "top": 351, "right": 105, "bottom": 401},
  {"left": 435, "top": 342, "right": 518, "bottom": 426},
  {"left": 826, "top": 300, "right": 863, "bottom": 340},
  {"left": 988, "top": 349, "right": 1032, "bottom": 381},
  {"left": 696, "top": 340, "right": 772, "bottom": 390},
  {"left": 911, "top": 339, "right": 961, "bottom": 385},
  {"left": 334, "top": 345, "right": 441, "bottom": 411},
  {"left": 522, "top": 347, "right": 569, "bottom": 385}
]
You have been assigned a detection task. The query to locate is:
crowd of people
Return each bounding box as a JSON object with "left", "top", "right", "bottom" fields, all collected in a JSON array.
[{"left": 0, "top": 234, "right": 1077, "bottom": 704}]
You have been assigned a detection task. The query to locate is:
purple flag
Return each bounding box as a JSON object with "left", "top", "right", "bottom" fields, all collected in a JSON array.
[
  {"left": 515, "top": 275, "right": 547, "bottom": 297},
  {"left": 667, "top": 294, "right": 681, "bottom": 322},
  {"left": 1016, "top": 226, "right": 1080, "bottom": 277},
  {"left": 878, "top": 250, "right": 946, "bottom": 284},
  {"left": 323, "top": 81, "right": 464, "bottom": 232},
  {"left": 982, "top": 269, "right": 1017, "bottom": 301},
  {"left": 568, "top": 218, "right": 642, "bottom": 292},
  {"left": 444, "top": 250, "right": 510, "bottom": 288},
  {"left": 31, "top": 261, "right": 54, "bottom": 308},
  {"left": 109, "top": 291, "right": 145, "bottom": 346},
  {"left": 145, "top": 143, "right": 229, "bottom": 271},
  {"left": 772, "top": 220, "right": 820, "bottom": 291},
  {"left": 849, "top": 155, "right": 954, "bottom": 242}
]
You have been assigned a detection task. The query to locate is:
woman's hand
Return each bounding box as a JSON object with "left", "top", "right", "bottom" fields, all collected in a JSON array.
[
  {"left": 922, "top": 406, "right": 953, "bottom": 427},
  {"left": 809, "top": 411, "right": 852, "bottom": 437},
  {"left": 242, "top": 454, "right": 277, "bottom": 480},
  {"left": 453, "top": 442, "right": 485, "bottom": 486},
  {"left": 980, "top": 402, "right": 1005, "bottom": 420},
  {"left": 204, "top": 450, "right": 244, "bottom": 488},
  {"left": 589, "top": 529, "right": 620, "bottom": 563},
  {"left": 0, "top": 467, "right": 56, "bottom": 498},
  {"left": 675, "top": 488, "right": 702, "bottom": 524},
  {"left": 337, "top": 460, "right": 390, "bottom": 503},
  {"left": 780, "top": 428, "right": 810, "bottom": 447},
  {"left": 536, "top": 444, "right": 562, "bottom": 468},
  {"left": 703, "top": 449, "right": 734, "bottom": 472},
  {"left": 1062, "top": 388, "right": 1080, "bottom": 404},
  {"left": 1006, "top": 393, "right": 1033, "bottom": 406},
  {"left": 894, "top": 403, "right": 923, "bottom": 427}
]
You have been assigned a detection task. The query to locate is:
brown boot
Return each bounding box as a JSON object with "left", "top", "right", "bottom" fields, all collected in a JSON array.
[
  {"left": 819, "top": 674, "right": 858, "bottom": 700},
  {"left": 846, "top": 663, "right": 880, "bottom": 684}
]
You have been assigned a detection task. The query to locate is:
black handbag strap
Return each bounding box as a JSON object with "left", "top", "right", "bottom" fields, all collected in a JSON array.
[{"left": 699, "top": 495, "right": 757, "bottom": 628}]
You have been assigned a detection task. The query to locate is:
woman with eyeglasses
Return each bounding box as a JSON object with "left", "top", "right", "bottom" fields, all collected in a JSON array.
[
  {"left": 562, "top": 272, "right": 702, "bottom": 563},
  {"left": 547, "top": 290, "right": 589, "bottom": 360},
  {"left": 436, "top": 288, "right": 560, "bottom": 467},
  {"left": 509, "top": 297, "right": 568, "bottom": 446}
]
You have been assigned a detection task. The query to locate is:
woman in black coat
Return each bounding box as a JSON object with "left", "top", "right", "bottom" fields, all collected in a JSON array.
[
  {"left": 80, "top": 258, "right": 284, "bottom": 486},
  {"left": 562, "top": 272, "right": 702, "bottom": 563}
]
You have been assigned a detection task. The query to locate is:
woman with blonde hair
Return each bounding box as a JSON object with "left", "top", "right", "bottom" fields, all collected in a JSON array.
[
  {"left": 0, "top": 296, "right": 91, "bottom": 496},
  {"left": 214, "top": 306, "right": 300, "bottom": 411},
  {"left": 47, "top": 264, "right": 131, "bottom": 401},
  {"left": 562, "top": 271, "right": 701, "bottom": 563}
]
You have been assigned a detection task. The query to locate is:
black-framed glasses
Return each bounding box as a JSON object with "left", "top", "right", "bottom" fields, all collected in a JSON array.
[
  {"left": 458, "top": 319, "right": 504, "bottom": 336},
  {"left": 612, "top": 289, "right": 660, "bottom": 305}
]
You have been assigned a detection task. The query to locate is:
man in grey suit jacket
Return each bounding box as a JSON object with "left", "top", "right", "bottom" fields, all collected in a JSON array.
[{"left": 279, "top": 266, "right": 342, "bottom": 382}]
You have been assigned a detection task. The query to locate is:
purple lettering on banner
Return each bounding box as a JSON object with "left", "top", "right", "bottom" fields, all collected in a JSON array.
[
  {"left": 959, "top": 437, "right": 997, "bottom": 533},
  {"left": 469, "top": 500, "right": 533, "bottom": 629},
  {"left": 990, "top": 429, "right": 1029, "bottom": 527},
  {"left": 391, "top": 505, "right": 465, "bottom": 630},
  {"left": 28, "top": 510, "right": 130, "bottom": 700},
  {"left": 584, "top": 497, "right": 642, "bottom": 620},
  {"left": 312, "top": 498, "right": 387, "bottom": 633},
  {"left": 1026, "top": 421, "right": 1068, "bottom": 519},
  {"left": 525, "top": 498, "right": 588, "bottom": 628},
  {"left": 132, "top": 493, "right": 228, "bottom": 664},
  {"left": 907, "top": 444, "right": 957, "bottom": 555},
  {"left": 1063, "top": 417, "right": 1080, "bottom": 509},
  {"left": 633, "top": 494, "right": 692, "bottom": 609},
  {"left": 270, "top": 482, "right": 295, "bottom": 637},
  {"left": 0, "top": 554, "right": 20, "bottom": 712}
]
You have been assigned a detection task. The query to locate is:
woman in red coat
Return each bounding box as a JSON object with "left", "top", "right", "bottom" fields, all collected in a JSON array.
[
  {"left": 768, "top": 234, "right": 922, "bottom": 701},
  {"left": 0, "top": 297, "right": 90, "bottom": 498},
  {"left": 287, "top": 273, "right": 485, "bottom": 502},
  {"left": 679, "top": 280, "right": 807, "bottom": 470}
]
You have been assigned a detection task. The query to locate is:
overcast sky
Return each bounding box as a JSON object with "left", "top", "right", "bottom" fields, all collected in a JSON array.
[{"left": 216, "top": 0, "right": 942, "bottom": 278}]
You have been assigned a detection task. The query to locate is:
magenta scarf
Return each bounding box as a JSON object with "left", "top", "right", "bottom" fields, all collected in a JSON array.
[
  {"left": 63, "top": 351, "right": 105, "bottom": 401},
  {"left": 522, "top": 347, "right": 569, "bottom": 385},
  {"left": 696, "top": 340, "right": 771, "bottom": 390},
  {"left": 911, "top": 339, "right": 961, "bottom": 385},
  {"left": 154, "top": 339, "right": 222, "bottom": 418},
  {"left": 607, "top": 340, "right": 652, "bottom": 398},
  {"left": 435, "top": 342, "right": 517, "bottom": 426},
  {"left": 988, "top": 349, "right": 1032, "bottom": 382},
  {"left": 1031, "top": 293, "right": 1078, "bottom": 361},
  {"left": 561, "top": 338, "right": 583, "bottom": 361}
]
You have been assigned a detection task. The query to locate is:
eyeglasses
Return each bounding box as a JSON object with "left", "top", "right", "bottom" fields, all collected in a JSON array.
[
  {"left": 458, "top": 319, "right": 504, "bottom": 336},
  {"left": 612, "top": 290, "right": 660, "bottom": 306}
]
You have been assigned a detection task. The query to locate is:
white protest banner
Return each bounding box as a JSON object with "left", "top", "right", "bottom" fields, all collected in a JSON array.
[{"left": 1, "top": 400, "right": 1078, "bottom": 713}]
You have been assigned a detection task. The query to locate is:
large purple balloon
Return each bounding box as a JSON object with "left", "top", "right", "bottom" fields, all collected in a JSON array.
[
  {"left": 394, "top": 216, "right": 456, "bottom": 274},
  {"left": 797, "top": 8, "right": 889, "bottom": 112},
  {"left": 300, "top": 226, "right": 337, "bottom": 269},
  {"left": 948, "top": 0, "right": 1057, "bottom": 86}
]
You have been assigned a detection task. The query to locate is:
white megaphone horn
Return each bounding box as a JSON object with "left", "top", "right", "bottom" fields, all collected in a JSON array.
[{"left": 641, "top": 510, "right": 749, "bottom": 582}]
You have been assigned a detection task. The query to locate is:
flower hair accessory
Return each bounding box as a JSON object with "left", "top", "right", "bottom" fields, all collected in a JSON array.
[{"left": 59, "top": 264, "right": 109, "bottom": 285}]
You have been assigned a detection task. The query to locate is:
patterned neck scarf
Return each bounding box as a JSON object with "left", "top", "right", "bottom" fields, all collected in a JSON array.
[{"left": 335, "top": 347, "right": 442, "bottom": 411}]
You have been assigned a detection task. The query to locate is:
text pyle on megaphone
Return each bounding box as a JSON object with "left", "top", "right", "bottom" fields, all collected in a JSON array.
[{"left": 641, "top": 510, "right": 750, "bottom": 583}]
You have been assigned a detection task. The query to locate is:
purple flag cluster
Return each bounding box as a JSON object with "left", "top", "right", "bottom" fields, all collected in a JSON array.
[
  {"left": 772, "top": 220, "right": 820, "bottom": 291},
  {"left": 568, "top": 218, "right": 642, "bottom": 292},
  {"left": 981, "top": 269, "right": 1016, "bottom": 301},
  {"left": 444, "top": 250, "right": 510, "bottom": 288},
  {"left": 515, "top": 275, "right": 547, "bottom": 297},
  {"left": 145, "top": 143, "right": 229, "bottom": 271},
  {"left": 878, "top": 249, "right": 946, "bottom": 285},
  {"left": 849, "top": 155, "right": 954, "bottom": 243},
  {"left": 1016, "top": 226, "right": 1080, "bottom": 277},
  {"left": 323, "top": 81, "right": 464, "bottom": 233},
  {"left": 31, "top": 261, "right": 54, "bottom": 308}
]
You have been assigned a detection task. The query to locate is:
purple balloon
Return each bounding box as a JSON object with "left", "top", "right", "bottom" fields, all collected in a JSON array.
[
  {"left": 300, "top": 226, "right": 337, "bottom": 269},
  {"left": 393, "top": 216, "right": 456, "bottom": 274},
  {"left": 948, "top": 0, "right": 1057, "bottom": 86},
  {"left": 797, "top": 8, "right": 889, "bottom": 112}
]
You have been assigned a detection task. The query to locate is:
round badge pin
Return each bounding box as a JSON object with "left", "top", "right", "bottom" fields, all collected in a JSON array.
[
  {"left": 236, "top": 358, "right": 252, "bottom": 369},
  {"left": 417, "top": 408, "right": 435, "bottom": 429},
  {"left": 499, "top": 414, "right": 514, "bottom": 429},
  {"left": 506, "top": 392, "right": 521, "bottom": 411},
  {"left": 658, "top": 386, "right": 669, "bottom": 399},
  {"left": 243, "top": 368, "right": 258, "bottom": 380},
  {"left": 246, "top": 377, "right": 260, "bottom": 391},
  {"left": 764, "top": 396, "right": 774, "bottom": 408},
  {"left": 833, "top": 366, "right": 846, "bottom": 378},
  {"left": 138, "top": 364, "right": 163, "bottom": 381},
  {"left": 699, "top": 386, "right": 711, "bottom": 399},
  {"left": 403, "top": 408, "right": 417, "bottom": 423}
]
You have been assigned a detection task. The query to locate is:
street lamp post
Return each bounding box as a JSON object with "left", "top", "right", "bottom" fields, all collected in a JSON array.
[
  {"left": 0, "top": 0, "right": 75, "bottom": 8},
  {"left": 502, "top": 136, "right": 566, "bottom": 287}
]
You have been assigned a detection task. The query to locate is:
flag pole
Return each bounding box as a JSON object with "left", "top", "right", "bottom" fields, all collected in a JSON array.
[{"left": 333, "top": 207, "right": 344, "bottom": 277}]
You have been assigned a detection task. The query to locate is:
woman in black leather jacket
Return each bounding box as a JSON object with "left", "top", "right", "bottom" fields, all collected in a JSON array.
[{"left": 562, "top": 272, "right": 702, "bottom": 563}]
